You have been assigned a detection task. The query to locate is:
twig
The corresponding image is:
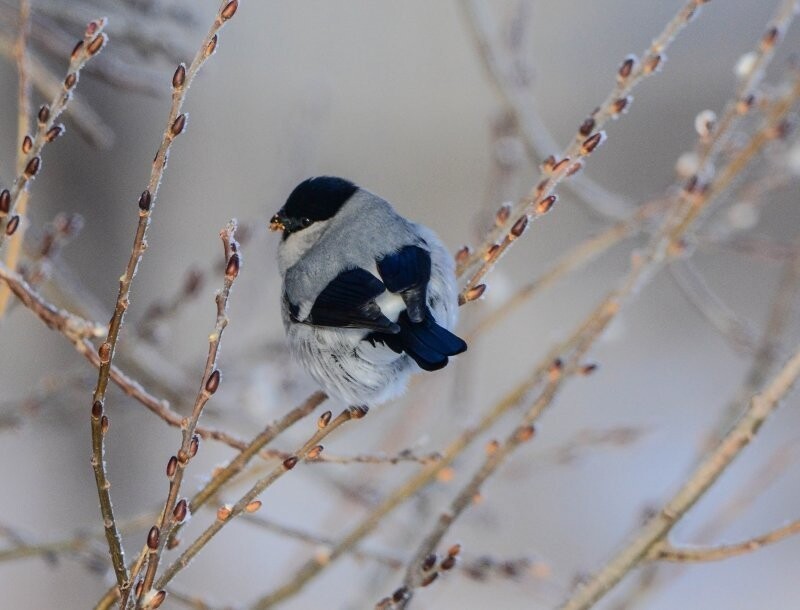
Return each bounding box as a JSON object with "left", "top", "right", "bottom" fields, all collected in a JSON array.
[
  {"left": 131, "top": 222, "right": 241, "bottom": 608},
  {"left": 0, "top": 18, "right": 107, "bottom": 249},
  {"left": 87, "top": 390, "right": 324, "bottom": 610},
  {"left": 87, "top": 2, "right": 239, "bottom": 602},
  {"left": 460, "top": 0, "right": 635, "bottom": 220},
  {"left": 558, "top": 342, "right": 800, "bottom": 610},
  {"left": 648, "top": 519, "right": 800, "bottom": 563},
  {"left": 0, "top": 33, "right": 114, "bottom": 147},
  {"left": 153, "top": 407, "right": 363, "bottom": 595},
  {"left": 457, "top": 0, "right": 709, "bottom": 294}
]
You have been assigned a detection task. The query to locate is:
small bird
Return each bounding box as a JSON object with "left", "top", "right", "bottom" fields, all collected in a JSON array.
[{"left": 270, "top": 176, "right": 467, "bottom": 410}]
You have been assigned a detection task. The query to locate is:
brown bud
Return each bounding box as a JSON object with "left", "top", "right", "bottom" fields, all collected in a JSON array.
[
  {"left": 447, "top": 543, "right": 461, "bottom": 557},
  {"left": 515, "top": 424, "right": 536, "bottom": 443},
  {"left": 225, "top": 253, "right": 240, "bottom": 279},
  {"left": 761, "top": 26, "right": 780, "bottom": 49},
  {"left": 64, "top": 73, "right": 77, "bottom": 90},
  {"left": 150, "top": 590, "right": 166, "bottom": 609},
  {"left": 736, "top": 94, "right": 755, "bottom": 114},
  {"left": 38, "top": 105, "right": 50, "bottom": 124},
  {"left": 580, "top": 132, "right": 606, "bottom": 155},
  {"left": 138, "top": 190, "right": 152, "bottom": 212},
  {"left": 46, "top": 125, "right": 64, "bottom": 142},
  {"left": 85, "top": 18, "right": 106, "bottom": 37},
  {"left": 552, "top": 157, "right": 571, "bottom": 173},
  {"left": 495, "top": 204, "right": 511, "bottom": 225},
  {"left": 189, "top": 435, "right": 200, "bottom": 458},
  {"left": 643, "top": 54, "right": 662, "bottom": 74},
  {"left": 166, "top": 455, "right": 178, "bottom": 478},
  {"left": 455, "top": 245, "right": 471, "bottom": 265},
  {"left": 205, "top": 369, "right": 221, "bottom": 394},
  {"left": 318, "top": 410, "right": 332, "bottom": 429},
  {"left": 541, "top": 155, "right": 557, "bottom": 173},
  {"left": 684, "top": 174, "right": 699, "bottom": 194},
  {"left": 24, "top": 156, "right": 41, "bottom": 178},
  {"left": 71, "top": 41, "right": 84, "bottom": 60},
  {"left": 87, "top": 33, "right": 106, "bottom": 56},
  {"left": 580, "top": 363, "right": 598, "bottom": 376},
  {"left": 170, "top": 113, "right": 187, "bottom": 137},
  {"left": 98, "top": 342, "right": 112, "bottom": 363},
  {"left": 5, "top": 215, "right": 20, "bottom": 236},
  {"left": 421, "top": 572, "right": 439, "bottom": 587},
  {"left": 392, "top": 587, "right": 410, "bottom": 603},
  {"left": 618, "top": 55, "right": 636, "bottom": 80},
  {"left": 611, "top": 96, "right": 631, "bottom": 115},
  {"left": 441, "top": 555, "right": 457, "bottom": 571},
  {"left": 220, "top": 0, "right": 239, "bottom": 20},
  {"left": 351, "top": 405, "right": 369, "bottom": 419},
  {"left": 100, "top": 415, "right": 109, "bottom": 435},
  {"left": 510, "top": 215, "right": 528, "bottom": 239},
  {"left": 91, "top": 400, "right": 103, "bottom": 419},
  {"left": 566, "top": 161, "right": 584, "bottom": 176},
  {"left": 172, "top": 63, "right": 187, "bottom": 89},
  {"left": 21, "top": 135, "right": 33, "bottom": 155},
  {"left": 578, "top": 117, "right": 595, "bottom": 137},
  {"left": 422, "top": 553, "right": 438, "bottom": 571},
  {"left": 536, "top": 195, "right": 556, "bottom": 214},
  {"left": 548, "top": 358, "right": 563, "bottom": 380},
  {"left": 167, "top": 536, "right": 180, "bottom": 550},
  {"left": 173, "top": 499, "right": 188, "bottom": 522},
  {"left": 0, "top": 190, "right": 10, "bottom": 215},
  {"left": 283, "top": 456, "right": 298, "bottom": 470},
  {"left": 485, "top": 439, "right": 500, "bottom": 455},
  {"left": 462, "top": 283, "right": 486, "bottom": 303},
  {"left": 534, "top": 178, "right": 549, "bottom": 198},
  {"left": 147, "top": 526, "right": 160, "bottom": 550},
  {"left": 217, "top": 505, "right": 232, "bottom": 521},
  {"left": 134, "top": 580, "right": 144, "bottom": 599},
  {"left": 205, "top": 34, "right": 218, "bottom": 57},
  {"left": 484, "top": 244, "right": 500, "bottom": 261},
  {"left": 245, "top": 500, "right": 262, "bottom": 513},
  {"left": 307, "top": 445, "right": 323, "bottom": 459}
]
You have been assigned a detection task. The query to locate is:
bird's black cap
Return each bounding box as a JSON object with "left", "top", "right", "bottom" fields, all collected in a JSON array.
[{"left": 283, "top": 176, "right": 358, "bottom": 223}]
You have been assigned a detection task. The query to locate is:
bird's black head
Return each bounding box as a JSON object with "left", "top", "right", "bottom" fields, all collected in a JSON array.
[{"left": 270, "top": 176, "right": 358, "bottom": 238}]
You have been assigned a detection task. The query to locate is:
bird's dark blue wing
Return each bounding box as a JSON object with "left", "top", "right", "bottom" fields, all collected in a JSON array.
[
  {"left": 376, "top": 245, "right": 431, "bottom": 323},
  {"left": 367, "top": 310, "right": 467, "bottom": 371},
  {"left": 302, "top": 268, "right": 400, "bottom": 333}
]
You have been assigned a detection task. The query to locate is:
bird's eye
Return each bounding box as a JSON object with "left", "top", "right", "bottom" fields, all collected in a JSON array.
[{"left": 300, "top": 217, "right": 312, "bottom": 228}]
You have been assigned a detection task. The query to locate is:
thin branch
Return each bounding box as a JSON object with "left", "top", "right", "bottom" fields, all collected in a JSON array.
[
  {"left": 559, "top": 342, "right": 800, "bottom": 610},
  {"left": 649, "top": 519, "right": 800, "bottom": 563},
  {"left": 87, "top": 2, "right": 240, "bottom": 602},
  {"left": 457, "top": 0, "right": 709, "bottom": 294},
  {"left": 0, "top": 18, "right": 108, "bottom": 248},
  {"left": 131, "top": 222, "right": 241, "bottom": 607},
  {"left": 153, "top": 407, "right": 363, "bottom": 595}
]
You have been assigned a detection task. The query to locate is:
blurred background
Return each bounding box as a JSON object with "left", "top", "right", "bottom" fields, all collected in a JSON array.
[{"left": 1, "top": 1, "right": 799, "bottom": 609}]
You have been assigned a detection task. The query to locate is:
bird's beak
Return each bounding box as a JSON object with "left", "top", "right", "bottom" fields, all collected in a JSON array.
[{"left": 269, "top": 213, "right": 286, "bottom": 232}]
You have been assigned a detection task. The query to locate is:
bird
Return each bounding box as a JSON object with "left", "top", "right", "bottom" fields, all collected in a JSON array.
[{"left": 270, "top": 176, "right": 467, "bottom": 412}]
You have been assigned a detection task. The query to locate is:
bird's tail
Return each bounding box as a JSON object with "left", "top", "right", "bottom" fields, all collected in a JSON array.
[{"left": 370, "top": 311, "right": 467, "bottom": 371}]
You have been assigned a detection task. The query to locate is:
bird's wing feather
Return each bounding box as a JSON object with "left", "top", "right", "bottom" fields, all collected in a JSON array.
[
  {"left": 297, "top": 268, "right": 400, "bottom": 333},
  {"left": 376, "top": 245, "right": 431, "bottom": 323}
]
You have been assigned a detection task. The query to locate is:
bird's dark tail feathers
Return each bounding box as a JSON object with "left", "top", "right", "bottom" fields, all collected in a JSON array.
[{"left": 366, "top": 311, "right": 467, "bottom": 371}]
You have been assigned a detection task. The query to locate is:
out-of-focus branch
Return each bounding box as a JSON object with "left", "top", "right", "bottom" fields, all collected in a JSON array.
[
  {"left": 559, "top": 342, "right": 800, "bottom": 610},
  {"left": 648, "top": 519, "right": 800, "bottom": 563}
]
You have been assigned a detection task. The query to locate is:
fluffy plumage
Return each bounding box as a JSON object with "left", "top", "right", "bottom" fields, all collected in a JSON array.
[{"left": 273, "top": 176, "right": 466, "bottom": 407}]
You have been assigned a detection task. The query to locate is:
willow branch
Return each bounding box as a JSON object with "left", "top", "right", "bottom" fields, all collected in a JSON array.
[
  {"left": 130, "top": 223, "right": 241, "bottom": 608},
  {"left": 560, "top": 343, "right": 800, "bottom": 610},
  {"left": 153, "top": 407, "right": 362, "bottom": 595},
  {"left": 457, "top": 0, "right": 709, "bottom": 293},
  {"left": 648, "top": 519, "right": 800, "bottom": 563},
  {"left": 0, "top": 18, "right": 107, "bottom": 248}
]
